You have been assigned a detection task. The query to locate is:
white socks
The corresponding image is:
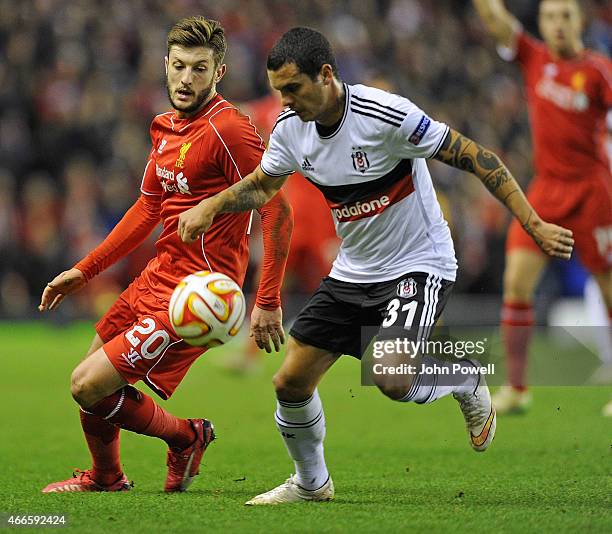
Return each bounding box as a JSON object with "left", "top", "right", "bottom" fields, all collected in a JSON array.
[
  {"left": 273, "top": 361, "right": 480, "bottom": 489},
  {"left": 399, "top": 356, "right": 479, "bottom": 403},
  {"left": 275, "top": 389, "right": 329, "bottom": 491}
]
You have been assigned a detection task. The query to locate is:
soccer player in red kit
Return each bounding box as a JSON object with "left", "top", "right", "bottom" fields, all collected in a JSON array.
[
  {"left": 242, "top": 91, "right": 339, "bottom": 293},
  {"left": 473, "top": 0, "right": 611, "bottom": 412},
  {"left": 38, "top": 17, "right": 292, "bottom": 493}
]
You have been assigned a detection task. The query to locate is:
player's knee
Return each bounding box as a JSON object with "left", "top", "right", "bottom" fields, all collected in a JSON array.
[
  {"left": 272, "top": 371, "right": 313, "bottom": 402},
  {"left": 373, "top": 377, "right": 412, "bottom": 401},
  {"left": 370, "top": 350, "right": 415, "bottom": 400},
  {"left": 70, "top": 371, "right": 88, "bottom": 406},
  {"left": 70, "top": 368, "right": 101, "bottom": 408},
  {"left": 503, "top": 270, "right": 533, "bottom": 303}
]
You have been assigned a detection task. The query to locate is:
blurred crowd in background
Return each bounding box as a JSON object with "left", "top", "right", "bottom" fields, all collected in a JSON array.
[{"left": 0, "top": 0, "right": 610, "bottom": 319}]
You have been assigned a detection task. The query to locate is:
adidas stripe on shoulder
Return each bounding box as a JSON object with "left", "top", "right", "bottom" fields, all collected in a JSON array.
[
  {"left": 272, "top": 109, "right": 298, "bottom": 132},
  {"left": 350, "top": 94, "right": 407, "bottom": 128}
]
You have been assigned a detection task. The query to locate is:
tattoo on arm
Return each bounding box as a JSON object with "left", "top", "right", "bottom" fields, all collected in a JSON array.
[
  {"left": 219, "top": 177, "right": 271, "bottom": 213},
  {"left": 482, "top": 168, "right": 513, "bottom": 196},
  {"left": 217, "top": 169, "right": 289, "bottom": 214},
  {"left": 520, "top": 211, "right": 544, "bottom": 248},
  {"left": 435, "top": 129, "right": 520, "bottom": 208},
  {"left": 434, "top": 128, "right": 540, "bottom": 230}
]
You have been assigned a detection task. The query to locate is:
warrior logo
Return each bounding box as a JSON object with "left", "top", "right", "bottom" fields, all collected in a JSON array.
[
  {"left": 175, "top": 142, "right": 192, "bottom": 168},
  {"left": 351, "top": 147, "right": 370, "bottom": 174},
  {"left": 397, "top": 278, "right": 417, "bottom": 298}
]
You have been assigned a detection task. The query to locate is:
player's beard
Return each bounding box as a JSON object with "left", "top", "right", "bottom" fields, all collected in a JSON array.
[{"left": 167, "top": 79, "right": 215, "bottom": 116}]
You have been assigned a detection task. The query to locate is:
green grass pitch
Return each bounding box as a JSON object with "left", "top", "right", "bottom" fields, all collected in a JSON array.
[{"left": 0, "top": 322, "right": 610, "bottom": 533}]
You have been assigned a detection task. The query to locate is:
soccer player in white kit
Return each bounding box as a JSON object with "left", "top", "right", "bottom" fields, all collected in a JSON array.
[{"left": 178, "top": 27, "right": 575, "bottom": 504}]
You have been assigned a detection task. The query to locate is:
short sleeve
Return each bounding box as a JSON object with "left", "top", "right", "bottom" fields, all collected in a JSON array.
[
  {"left": 260, "top": 117, "right": 297, "bottom": 177},
  {"left": 389, "top": 101, "right": 449, "bottom": 159},
  {"left": 140, "top": 123, "right": 162, "bottom": 196}
]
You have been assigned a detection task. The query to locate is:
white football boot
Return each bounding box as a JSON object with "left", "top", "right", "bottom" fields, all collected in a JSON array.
[
  {"left": 492, "top": 385, "right": 532, "bottom": 415},
  {"left": 245, "top": 475, "right": 334, "bottom": 505},
  {"left": 453, "top": 369, "right": 496, "bottom": 452},
  {"left": 602, "top": 399, "right": 612, "bottom": 417}
]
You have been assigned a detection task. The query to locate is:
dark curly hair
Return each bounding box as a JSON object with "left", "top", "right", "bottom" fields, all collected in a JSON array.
[{"left": 267, "top": 27, "right": 340, "bottom": 80}]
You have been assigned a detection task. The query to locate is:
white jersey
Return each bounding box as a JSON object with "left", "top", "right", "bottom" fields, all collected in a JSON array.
[{"left": 261, "top": 83, "right": 458, "bottom": 283}]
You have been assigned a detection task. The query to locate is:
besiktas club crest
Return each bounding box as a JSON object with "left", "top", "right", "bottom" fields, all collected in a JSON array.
[
  {"left": 351, "top": 147, "right": 370, "bottom": 174},
  {"left": 397, "top": 278, "right": 417, "bottom": 298}
]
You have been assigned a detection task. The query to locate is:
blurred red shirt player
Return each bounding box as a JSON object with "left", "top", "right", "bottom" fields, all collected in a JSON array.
[
  {"left": 244, "top": 90, "right": 339, "bottom": 294},
  {"left": 474, "top": 0, "right": 611, "bottom": 412},
  {"left": 38, "top": 18, "right": 292, "bottom": 493}
]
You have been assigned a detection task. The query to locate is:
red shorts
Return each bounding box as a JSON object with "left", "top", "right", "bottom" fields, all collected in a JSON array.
[
  {"left": 506, "top": 176, "right": 612, "bottom": 273},
  {"left": 96, "top": 275, "right": 205, "bottom": 399}
]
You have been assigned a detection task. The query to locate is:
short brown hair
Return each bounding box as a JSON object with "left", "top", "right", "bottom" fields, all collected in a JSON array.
[{"left": 167, "top": 17, "right": 227, "bottom": 66}]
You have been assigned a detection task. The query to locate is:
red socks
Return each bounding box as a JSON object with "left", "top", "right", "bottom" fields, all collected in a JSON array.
[
  {"left": 79, "top": 411, "right": 122, "bottom": 486},
  {"left": 80, "top": 386, "right": 196, "bottom": 485},
  {"left": 89, "top": 386, "right": 196, "bottom": 449},
  {"left": 501, "top": 301, "right": 534, "bottom": 392}
]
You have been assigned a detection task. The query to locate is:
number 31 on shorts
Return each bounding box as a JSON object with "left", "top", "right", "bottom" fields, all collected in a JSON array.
[{"left": 382, "top": 299, "right": 418, "bottom": 329}]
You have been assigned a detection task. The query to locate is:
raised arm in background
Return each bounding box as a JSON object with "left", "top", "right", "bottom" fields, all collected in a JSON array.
[{"left": 472, "top": 0, "right": 521, "bottom": 48}]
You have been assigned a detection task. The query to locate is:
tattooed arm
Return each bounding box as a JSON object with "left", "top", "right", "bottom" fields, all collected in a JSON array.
[
  {"left": 178, "top": 165, "right": 289, "bottom": 243},
  {"left": 434, "top": 129, "right": 574, "bottom": 259}
]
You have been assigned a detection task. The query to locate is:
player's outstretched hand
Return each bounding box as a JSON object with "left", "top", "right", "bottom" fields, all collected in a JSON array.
[
  {"left": 178, "top": 199, "right": 217, "bottom": 243},
  {"left": 526, "top": 219, "right": 574, "bottom": 260},
  {"left": 39, "top": 268, "right": 86, "bottom": 312},
  {"left": 250, "top": 305, "right": 285, "bottom": 353}
]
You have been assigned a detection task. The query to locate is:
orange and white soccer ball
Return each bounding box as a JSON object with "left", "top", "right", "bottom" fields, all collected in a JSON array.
[{"left": 169, "top": 271, "right": 246, "bottom": 347}]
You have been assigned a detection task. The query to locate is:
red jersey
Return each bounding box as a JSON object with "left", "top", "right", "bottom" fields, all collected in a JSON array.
[
  {"left": 513, "top": 32, "right": 612, "bottom": 181},
  {"left": 77, "top": 94, "right": 290, "bottom": 309},
  {"left": 140, "top": 94, "right": 263, "bottom": 293}
]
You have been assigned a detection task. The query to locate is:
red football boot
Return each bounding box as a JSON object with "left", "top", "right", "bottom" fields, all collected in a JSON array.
[
  {"left": 42, "top": 469, "right": 132, "bottom": 493},
  {"left": 164, "top": 419, "right": 215, "bottom": 492}
]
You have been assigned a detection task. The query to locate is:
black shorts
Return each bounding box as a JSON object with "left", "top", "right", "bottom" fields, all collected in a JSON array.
[{"left": 289, "top": 272, "right": 454, "bottom": 359}]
